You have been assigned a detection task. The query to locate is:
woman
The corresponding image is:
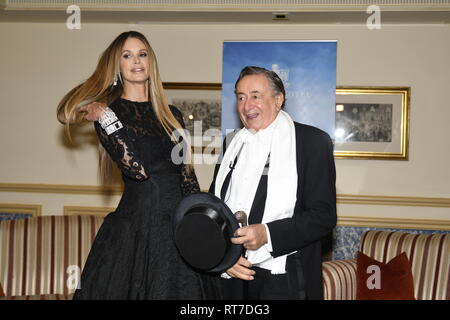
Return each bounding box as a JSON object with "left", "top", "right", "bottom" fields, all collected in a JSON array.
[{"left": 57, "top": 31, "right": 220, "bottom": 299}]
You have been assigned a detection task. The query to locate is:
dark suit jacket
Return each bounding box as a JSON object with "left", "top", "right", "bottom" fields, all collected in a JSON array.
[{"left": 209, "top": 121, "right": 337, "bottom": 300}]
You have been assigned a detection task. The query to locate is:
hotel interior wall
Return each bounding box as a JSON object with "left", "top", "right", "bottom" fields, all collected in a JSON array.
[{"left": 0, "top": 21, "right": 449, "bottom": 222}]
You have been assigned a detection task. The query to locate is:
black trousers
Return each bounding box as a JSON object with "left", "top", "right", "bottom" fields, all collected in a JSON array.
[{"left": 221, "top": 254, "right": 307, "bottom": 300}]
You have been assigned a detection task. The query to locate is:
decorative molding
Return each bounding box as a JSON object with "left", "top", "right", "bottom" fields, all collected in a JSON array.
[
  {"left": 0, "top": 203, "right": 41, "bottom": 216},
  {"left": 0, "top": 195, "right": 447, "bottom": 231},
  {"left": 2, "top": 1, "right": 449, "bottom": 25},
  {"left": 337, "top": 194, "right": 450, "bottom": 208},
  {"left": 163, "top": 82, "right": 222, "bottom": 91},
  {"left": 0, "top": 182, "right": 123, "bottom": 195},
  {"left": 3, "top": 0, "right": 450, "bottom": 12},
  {"left": 337, "top": 215, "right": 450, "bottom": 231},
  {"left": 64, "top": 206, "right": 115, "bottom": 217},
  {"left": 1, "top": 183, "right": 450, "bottom": 208}
]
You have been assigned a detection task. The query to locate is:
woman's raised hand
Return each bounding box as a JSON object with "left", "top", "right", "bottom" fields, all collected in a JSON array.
[{"left": 77, "top": 102, "right": 107, "bottom": 122}]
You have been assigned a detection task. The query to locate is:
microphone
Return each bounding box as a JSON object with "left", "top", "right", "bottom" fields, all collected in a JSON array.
[{"left": 234, "top": 211, "right": 248, "bottom": 227}]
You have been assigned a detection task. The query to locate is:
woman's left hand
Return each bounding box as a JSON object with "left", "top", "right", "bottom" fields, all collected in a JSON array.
[{"left": 77, "top": 102, "right": 107, "bottom": 122}]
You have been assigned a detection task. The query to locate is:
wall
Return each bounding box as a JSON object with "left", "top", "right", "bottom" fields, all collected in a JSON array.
[{"left": 0, "top": 21, "right": 449, "bottom": 226}]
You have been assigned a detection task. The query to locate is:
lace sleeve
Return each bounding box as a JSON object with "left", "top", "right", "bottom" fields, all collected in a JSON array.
[
  {"left": 181, "top": 165, "right": 201, "bottom": 195},
  {"left": 94, "top": 122, "right": 148, "bottom": 181},
  {"left": 170, "top": 105, "right": 201, "bottom": 195}
]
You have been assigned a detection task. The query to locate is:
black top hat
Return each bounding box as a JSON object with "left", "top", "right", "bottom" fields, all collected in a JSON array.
[{"left": 172, "top": 192, "right": 243, "bottom": 273}]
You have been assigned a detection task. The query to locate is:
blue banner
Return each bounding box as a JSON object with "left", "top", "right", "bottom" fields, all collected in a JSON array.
[{"left": 222, "top": 41, "right": 337, "bottom": 138}]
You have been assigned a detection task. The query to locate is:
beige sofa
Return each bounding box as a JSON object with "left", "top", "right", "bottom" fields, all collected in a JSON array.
[
  {"left": 0, "top": 215, "right": 103, "bottom": 300},
  {"left": 322, "top": 230, "right": 450, "bottom": 300}
]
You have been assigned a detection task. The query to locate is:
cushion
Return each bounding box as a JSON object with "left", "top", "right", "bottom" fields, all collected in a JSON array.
[{"left": 356, "top": 251, "right": 415, "bottom": 300}]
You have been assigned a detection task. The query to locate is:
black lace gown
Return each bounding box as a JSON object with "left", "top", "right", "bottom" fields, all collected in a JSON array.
[{"left": 72, "top": 98, "right": 221, "bottom": 300}]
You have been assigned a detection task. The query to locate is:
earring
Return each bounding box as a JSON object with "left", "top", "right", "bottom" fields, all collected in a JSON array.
[{"left": 112, "top": 75, "right": 118, "bottom": 86}]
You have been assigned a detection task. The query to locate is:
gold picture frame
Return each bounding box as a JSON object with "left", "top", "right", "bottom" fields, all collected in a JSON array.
[
  {"left": 163, "top": 82, "right": 222, "bottom": 155},
  {"left": 334, "top": 86, "right": 410, "bottom": 160}
]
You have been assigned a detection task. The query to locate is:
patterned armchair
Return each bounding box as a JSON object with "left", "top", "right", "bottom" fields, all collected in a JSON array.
[
  {"left": 322, "top": 230, "right": 450, "bottom": 300},
  {"left": 0, "top": 215, "right": 103, "bottom": 300}
]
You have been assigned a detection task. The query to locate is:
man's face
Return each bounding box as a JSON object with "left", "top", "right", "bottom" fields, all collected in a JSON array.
[{"left": 235, "top": 74, "right": 283, "bottom": 132}]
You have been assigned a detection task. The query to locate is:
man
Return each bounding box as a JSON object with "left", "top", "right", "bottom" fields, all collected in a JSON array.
[{"left": 209, "top": 66, "right": 336, "bottom": 300}]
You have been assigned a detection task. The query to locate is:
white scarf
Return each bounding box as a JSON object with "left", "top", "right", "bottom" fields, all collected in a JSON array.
[{"left": 215, "top": 111, "right": 298, "bottom": 274}]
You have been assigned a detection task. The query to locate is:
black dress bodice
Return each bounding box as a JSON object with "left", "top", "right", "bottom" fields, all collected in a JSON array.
[{"left": 94, "top": 98, "right": 200, "bottom": 195}]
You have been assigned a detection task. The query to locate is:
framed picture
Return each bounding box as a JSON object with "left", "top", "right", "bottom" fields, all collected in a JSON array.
[
  {"left": 334, "top": 87, "right": 410, "bottom": 160},
  {"left": 163, "top": 82, "right": 222, "bottom": 154}
]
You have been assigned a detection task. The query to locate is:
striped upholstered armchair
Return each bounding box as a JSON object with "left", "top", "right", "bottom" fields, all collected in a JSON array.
[
  {"left": 0, "top": 215, "right": 103, "bottom": 300},
  {"left": 322, "top": 230, "right": 450, "bottom": 300}
]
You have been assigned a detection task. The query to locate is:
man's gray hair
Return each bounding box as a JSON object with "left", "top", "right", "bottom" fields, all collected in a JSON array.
[{"left": 234, "top": 66, "right": 286, "bottom": 109}]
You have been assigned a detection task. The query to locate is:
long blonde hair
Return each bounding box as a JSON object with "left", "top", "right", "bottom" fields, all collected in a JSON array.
[{"left": 57, "top": 31, "right": 191, "bottom": 184}]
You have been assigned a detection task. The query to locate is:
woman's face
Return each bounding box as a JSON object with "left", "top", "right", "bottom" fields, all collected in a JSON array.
[{"left": 119, "top": 37, "right": 150, "bottom": 85}]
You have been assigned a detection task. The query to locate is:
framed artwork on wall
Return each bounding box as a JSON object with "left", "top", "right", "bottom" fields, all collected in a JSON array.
[
  {"left": 163, "top": 82, "right": 222, "bottom": 155},
  {"left": 334, "top": 86, "right": 410, "bottom": 160}
]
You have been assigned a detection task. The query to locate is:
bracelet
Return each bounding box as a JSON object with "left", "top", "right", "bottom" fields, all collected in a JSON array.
[
  {"left": 98, "top": 107, "right": 119, "bottom": 129},
  {"left": 105, "top": 121, "right": 123, "bottom": 135}
]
